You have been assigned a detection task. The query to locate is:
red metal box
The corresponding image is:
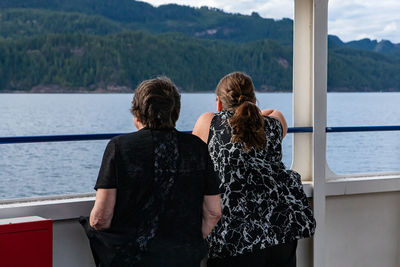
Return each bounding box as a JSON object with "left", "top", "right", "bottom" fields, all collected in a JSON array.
[{"left": 0, "top": 216, "right": 52, "bottom": 267}]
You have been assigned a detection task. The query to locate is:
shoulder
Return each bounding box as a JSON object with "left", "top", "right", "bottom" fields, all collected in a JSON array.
[
  {"left": 192, "top": 112, "right": 215, "bottom": 143},
  {"left": 264, "top": 115, "right": 280, "bottom": 127},
  {"left": 111, "top": 131, "right": 140, "bottom": 143},
  {"left": 264, "top": 116, "right": 283, "bottom": 138},
  {"left": 196, "top": 112, "right": 215, "bottom": 125},
  {"left": 264, "top": 115, "right": 280, "bottom": 125},
  {"left": 261, "top": 109, "right": 288, "bottom": 138},
  {"left": 110, "top": 130, "right": 153, "bottom": 151},
  {"left": 177, "top": 131, "right": 208, "bottom": 149},
  {"left": 176, "top": 131, "right": 211, "bottom": 164}
]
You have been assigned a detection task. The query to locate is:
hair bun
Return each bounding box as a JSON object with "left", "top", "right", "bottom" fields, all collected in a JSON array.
[{"left": 238, "top": 95, "right": 251, "bottom": 104}]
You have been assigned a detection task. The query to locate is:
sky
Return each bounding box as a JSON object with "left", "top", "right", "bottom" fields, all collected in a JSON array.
[{"left": 141, "top": 0, "right": 400, "bottom": 43}]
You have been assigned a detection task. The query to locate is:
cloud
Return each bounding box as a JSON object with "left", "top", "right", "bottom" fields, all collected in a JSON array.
[
  {"left": 328, "top": 0, "right": 400, "bottom": 42},
  {"left": 383, "top": 22, "right": 397, "bottom": 35},
  {"left": 142, "top": 0, "right": 400, "bottom": 43},
  {"left": 142, "top": 0, "right": 294, "bottom": 18},
  {"left": 355, "top": 33, "right": 376, "bottom": 40}
]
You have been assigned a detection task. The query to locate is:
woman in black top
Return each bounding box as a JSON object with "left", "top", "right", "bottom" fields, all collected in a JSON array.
[
  {"left": 87, "top": 77, "right": 222, "bottom": 267},
  {"left": 193, "top": 72, "right": 315, "bottom": 267}
]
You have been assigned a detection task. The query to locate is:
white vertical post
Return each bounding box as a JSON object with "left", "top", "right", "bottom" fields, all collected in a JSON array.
[
  {"left": 293, "top": 0, "right": 328, "bottom": 266},
  {"left": 292, "top": 0, "right": 314, "bottom": 181},
  {"left": 313, "top": 0, "right": 328, "bottom": 266}
]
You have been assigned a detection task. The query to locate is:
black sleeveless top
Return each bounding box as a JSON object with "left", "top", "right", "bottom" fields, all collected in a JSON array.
[{"left": 206, "top": 110, "right": 316, "bottom": 258}]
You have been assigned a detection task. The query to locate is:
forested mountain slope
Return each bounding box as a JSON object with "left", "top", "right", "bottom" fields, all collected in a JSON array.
[{"left": 1, "top": 1, "right": 399, "bottom": 92}]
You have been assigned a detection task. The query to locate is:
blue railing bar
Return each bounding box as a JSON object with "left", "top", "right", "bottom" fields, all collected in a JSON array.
[
  {"left": 1, "top": 126, "right": 399, "bottom": 144},
  {"left": 0, "top": 127, "right": 310, "bottom": 144},
  {"left": 327, "top": 125, "right": 400, "bottom": 132},
  {"left": 289, "top": 127, "right": 313, "bottom": 133},
  {"left": 0, "top": 133, "right": 123, "bottom": 144}
]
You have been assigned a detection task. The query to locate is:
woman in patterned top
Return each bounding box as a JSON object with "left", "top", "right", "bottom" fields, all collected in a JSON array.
[
  {"left": 86, "top": 77, "right": 222, "bottom": 267},
  {"left": 193, "top": 72, "right": 316, "bottom": 267}
]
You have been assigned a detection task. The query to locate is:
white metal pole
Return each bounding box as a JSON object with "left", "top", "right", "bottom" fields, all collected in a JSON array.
[
  {"left": 294, "top": 0, "right": 328, "bottom": 265},
  {"left": 292, "top": 0, "right": 314, "bottom": 181},
  {"left": 313, "top": 0, "right": 329, "bottom": 266}
]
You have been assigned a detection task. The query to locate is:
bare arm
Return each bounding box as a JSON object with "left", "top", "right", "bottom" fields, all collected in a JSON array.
[
  {"left": 192, "top": 112, "right": 214, "bottom": 143},
  {"left": 90, "top": 188, "right": 117, "bottom": 230},
  {"left": 261, "top": 109, "right": 288, "bottom": 138},
  {"left": 202, "top": 194, "right": 222, "bottom": 238}
]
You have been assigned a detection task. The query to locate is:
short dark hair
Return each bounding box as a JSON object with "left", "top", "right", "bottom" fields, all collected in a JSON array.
[{"left": 130, "top": 77, "right": 180, "bottom": 129}]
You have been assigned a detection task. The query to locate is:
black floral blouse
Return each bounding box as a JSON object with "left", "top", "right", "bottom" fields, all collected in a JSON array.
[{"left": 206, "top": 110, "right": 316, "bottom": 258}]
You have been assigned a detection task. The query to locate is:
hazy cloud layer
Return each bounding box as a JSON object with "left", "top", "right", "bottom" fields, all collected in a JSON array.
[
  {"left": 329, "top": 0, "right": 400, "bottom": 42},
  {"left": 142, "top": 0, "right": 400, "bottom": 43}
]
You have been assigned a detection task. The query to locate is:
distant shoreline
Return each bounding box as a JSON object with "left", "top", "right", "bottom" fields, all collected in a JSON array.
[
  {"left": 1, "top": 89, "right": 399, "bottom": 94},
  {"left": 2, "top": 91, "right": 399, "bottom": 94},
  {"left": 0, "top": 84, "right": 399, "bottom": 94},
  {"left": 1, "top": 85, "right": 399, "bottom": 93}
]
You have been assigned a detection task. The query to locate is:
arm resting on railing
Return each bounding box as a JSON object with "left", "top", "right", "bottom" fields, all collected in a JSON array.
[{"left": 261, "top": 109, "right": 288, "bottom": 138}]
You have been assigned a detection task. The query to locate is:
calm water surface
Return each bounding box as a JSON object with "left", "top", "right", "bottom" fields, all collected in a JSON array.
[{"left": 0, "top": 93, "right": 399, "bottom": 199}]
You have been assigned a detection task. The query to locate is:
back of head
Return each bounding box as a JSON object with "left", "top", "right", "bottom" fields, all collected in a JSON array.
[
  {"left": 131, "top": 77, "right": 180, "bottom": 129},
  {"left": 216, "top": 72, "right": 266, "bottom": 150}
]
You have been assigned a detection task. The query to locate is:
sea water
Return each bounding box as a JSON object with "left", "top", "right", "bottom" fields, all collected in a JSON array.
[{"left": 0, "top": 93, "right": 399, "bottom": 199}]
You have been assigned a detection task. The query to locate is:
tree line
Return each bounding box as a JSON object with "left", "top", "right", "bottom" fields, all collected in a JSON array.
[
  {"left": 0, "top": 32, "right": 292, "bottom": 92},
  {"left": 0, "top": 6, "right": 399, "bottom": 92},
  {"left": 1, "top": 31, "right": 400, "bottom": 92}
]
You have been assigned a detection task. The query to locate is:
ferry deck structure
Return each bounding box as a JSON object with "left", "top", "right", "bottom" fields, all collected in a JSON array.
[{"left": 1, "top": 0, "right": 400, "bottom": 266}]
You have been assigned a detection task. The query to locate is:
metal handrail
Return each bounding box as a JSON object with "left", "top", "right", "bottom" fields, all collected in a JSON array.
[
  {"left": 0, "top": 133, "right": 122, "bottom": 144},
  {"left": 326, "top": 125, "right": 400, "bottom": 132},
  {"left": 0, "top": 126, "right": 399, "bottom": 144},
  {"left": 0, "top": 127, "right": 308, "bottom": 144}
]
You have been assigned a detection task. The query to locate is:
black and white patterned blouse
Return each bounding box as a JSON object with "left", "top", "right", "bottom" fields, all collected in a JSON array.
[{"left": 206, "top": 110, "right": 316, "bottom": 258}]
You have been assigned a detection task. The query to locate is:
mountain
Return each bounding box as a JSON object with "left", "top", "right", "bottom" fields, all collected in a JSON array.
[
  {"left": 0, "top": 32, "right": 293, "bottom": 92},
  {"left": 0, "top": 0, "right": 294, "bottom": 45},
  {"left": 0, "top": 1, "right": 400, "bottom": 92},
  {"left": 328, "top": 35, "right": 344, "bottom": 48},
  {"left": 335, "top": 38, "right": 400, "bottom": 54},
  {"left": 328, "top": 48, "right": 400, "bottom": 91},
  {"left": 3, "top": 0, "right": 400, "bottom": 53},
  {"left": 0, "top": 9, "right": 125, "bottom": 39}
]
